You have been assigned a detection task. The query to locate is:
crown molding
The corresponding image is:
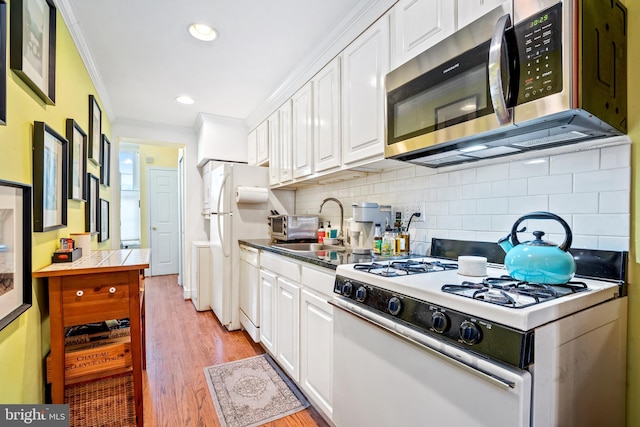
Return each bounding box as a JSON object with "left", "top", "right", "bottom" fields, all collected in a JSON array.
[{"left": 57, "top": 0, "right": 115, "bottom": 122}]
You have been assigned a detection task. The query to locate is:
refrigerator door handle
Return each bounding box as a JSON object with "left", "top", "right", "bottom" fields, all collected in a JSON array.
[{"left": 217, "top": 172, "right": 231, "bottom": 257}]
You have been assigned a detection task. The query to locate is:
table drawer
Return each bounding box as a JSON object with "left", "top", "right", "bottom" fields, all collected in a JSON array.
[{"left": 62, "top": 272, "right": 131, "bottom": 325}]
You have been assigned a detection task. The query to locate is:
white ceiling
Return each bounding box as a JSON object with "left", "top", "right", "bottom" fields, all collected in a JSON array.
[{"left": 59, "top": 0, "right": 372, "bottom": 130}]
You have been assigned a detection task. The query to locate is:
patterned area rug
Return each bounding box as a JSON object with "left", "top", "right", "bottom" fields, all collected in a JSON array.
[{"left": 204, "top": 354, "right": 309, "bottom": 427}]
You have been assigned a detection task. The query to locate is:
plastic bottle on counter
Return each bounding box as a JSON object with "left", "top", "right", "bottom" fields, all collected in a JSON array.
[
  {"left": 381, "top": 230, "right": 395, "bottom": 257},
  {"left": 373, "top": 224, "right": 382, "bottom": 254},
  {"left": 326, "top": 221, "right": 332, "bottom": 239},
  {"left": 317, "top": 222, "right": 325, "bottom": 243}
]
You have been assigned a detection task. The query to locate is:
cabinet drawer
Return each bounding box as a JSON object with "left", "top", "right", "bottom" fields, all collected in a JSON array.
[
  {"left": 61, "top": 272, "right": 131, "bottom": 326},
  {"left": 261, "top": 252, "right": 300, "bottom": 282},
  {"left": 301, "top": 265, "right": 335, "bottom": 297}
]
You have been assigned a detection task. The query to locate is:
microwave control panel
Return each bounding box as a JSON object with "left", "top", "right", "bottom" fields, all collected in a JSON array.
[{"left": 514, "top": 3, "right": 563, "bottom": 105}]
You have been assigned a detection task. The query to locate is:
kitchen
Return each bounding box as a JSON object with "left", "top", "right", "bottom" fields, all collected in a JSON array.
[{"left": 0, "top": 0, "right": 639, "bottom": 426}]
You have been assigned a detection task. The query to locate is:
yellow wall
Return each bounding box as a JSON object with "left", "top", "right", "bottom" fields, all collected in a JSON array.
[
  {"left": 0, "top": 6, "right": 110, "bottom": 402},
  {"left": 628, "top": 0, "right": 640, "bottom": 424},
  {"left": 136, "top": 144, "right": 179, "bottom": 248}
]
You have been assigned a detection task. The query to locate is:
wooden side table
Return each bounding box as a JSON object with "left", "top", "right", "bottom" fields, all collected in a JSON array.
[{"left": 34, "top": 249, "right": 150, "bottom": 427}]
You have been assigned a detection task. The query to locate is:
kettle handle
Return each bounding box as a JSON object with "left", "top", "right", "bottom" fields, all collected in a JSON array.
[{"left": 510, "top": 211, "right": 573, "bottom": 252}]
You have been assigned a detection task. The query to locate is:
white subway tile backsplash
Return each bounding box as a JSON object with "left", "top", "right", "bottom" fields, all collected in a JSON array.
[
  {"left": 599, "top": 191, "right": 630, "bottom": 214},
  {"left": 295, "top": 146, "right": 629, "bottom": 252},
  {"left": 550, "top": 150, "right": 599, "bottom": 174},
  {"left": 528, "top": 174, "right": 572, "bottom": 195},
  {"left": 600, "top": 144, "right": 630, "bottom": 169},
  {"left": 549, "top": 193, "right": 598, "bottom": 214},
  {"left": 574, "top": 168, "right": 630, "bottom": 192}
]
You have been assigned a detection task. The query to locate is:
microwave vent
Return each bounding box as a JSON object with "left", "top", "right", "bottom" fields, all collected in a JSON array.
[{"left": 512, "top": 131, "right": 589, "bottom": 148}]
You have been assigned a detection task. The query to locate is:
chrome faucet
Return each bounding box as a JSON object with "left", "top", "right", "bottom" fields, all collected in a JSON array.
[{"left": 319, "top": 197, "right": 344, "bottom": 239}]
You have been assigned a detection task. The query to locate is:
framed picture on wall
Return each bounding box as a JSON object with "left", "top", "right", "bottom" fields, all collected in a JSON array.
[
  {"left": 88, "top": 95, "right": 101, "bottom": 165},
  {"left": 100, "top": 134, "right": 111, "bottom": 186},
  {"left": 66, "top": 119, "right": 87, "bottom": 201},
  {"left": 99, "top": 198, "right": 109, "bottom": 242},
  {"left": 32, "top": 121, "right": 68, "bottom": 232},
  {"left": 0, "top": 0, "right": 7, "bottom": 125},
  {"left": 85, "top": 173, "right": 99, "bottom": 235},
  {"left": 0, "top": 180, "right": 32, "bottom": 332},
  {"left": 9, "top": 0, "right": 56, "bottom": 105}
]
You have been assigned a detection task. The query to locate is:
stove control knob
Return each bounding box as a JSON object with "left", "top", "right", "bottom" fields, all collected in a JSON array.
[
  {"left": 388, "top": 297, "right": 402, "bottom": 316},
  {"left": 431, "top": 312, "right": 449, "bottom": 333},
  {"left": 459, "top": 321, "right": 481, "bottom": 345},
  {"left": 355, "top": 286, "right": 367, "bottom": 302},
  {"left": 341, "top": 281, "right": 353, "bottom": 297}
]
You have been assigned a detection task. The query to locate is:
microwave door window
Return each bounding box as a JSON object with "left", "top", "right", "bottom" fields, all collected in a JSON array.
[{"left": 392, "top": 63, "right": 490, "bottom": 142}]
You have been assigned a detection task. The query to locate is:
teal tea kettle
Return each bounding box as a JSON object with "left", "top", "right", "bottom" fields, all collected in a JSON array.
[{"left": 498, "top": 212, "right": 576, "bottom": 284}]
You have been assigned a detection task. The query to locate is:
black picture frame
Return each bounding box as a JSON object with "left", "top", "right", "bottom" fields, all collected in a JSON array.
[
  {"left": 0, "top": 180, "right": 32, "bottom": 332},
  {"left": 66, "top": 119, "right": 87, "bottom": 201},
  {"left": 85, "top": 173, "right": 99, "bottom": 235},
  {"left": 33, "top": 121, "right": 68, "bottom": 232},
  {"left": 99, "top": 198, "right": 109, "bottom": 242},
  {"left": 0, "top": 1, "right": 7, "bottom": 125},
  {"left": 88, "top": 95, "right": 101, "bottom": 165},
  {"left": 9, "top": 0, "right": 56, "bottom": 105},
  {"left": 100, "top": 134, "right": 111, "bottom": 186}
]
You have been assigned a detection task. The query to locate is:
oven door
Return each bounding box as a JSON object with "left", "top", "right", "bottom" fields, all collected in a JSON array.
[{"left": 332, "top": 299, "right": 531, "bottom": 427}]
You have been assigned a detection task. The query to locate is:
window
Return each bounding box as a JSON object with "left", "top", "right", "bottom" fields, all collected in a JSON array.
[{"left": 119, "top": 145, "right": 141, "bottom": 245}]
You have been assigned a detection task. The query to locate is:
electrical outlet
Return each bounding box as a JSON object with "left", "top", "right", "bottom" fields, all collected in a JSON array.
[{"left": 403, "top": 203, "right": 424, "bottom": 223}]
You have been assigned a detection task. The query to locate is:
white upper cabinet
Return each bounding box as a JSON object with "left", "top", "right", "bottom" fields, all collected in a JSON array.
[
  {"left": 279, "top": 100, "right": 293, "bottom": 183},
  {"left": 341, "top": 16, "right": 390, "bottom": 165},
  {"left": 457, "top": 0, "right": 509, "bottom": 30},
  {"left": 256, "top": 120, "right": 269, "bottom": 166},
  {"left": 313, "top": 57, "right": 342, "bottom": 173},
  {"left": 292, "top": 82, "right": 314, "bottom": 179},
  {"left": 390, "top": 0, "right": 456, "bottom": 70},
  {"left": 247, "top": 128, "right": 257, "bottom": 166},
  {"left": 267, "top": 111, "right": 280, "bottom": 186}
]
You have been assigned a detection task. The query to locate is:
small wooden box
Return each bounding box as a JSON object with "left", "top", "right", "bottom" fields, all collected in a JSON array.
[
  {"left": 52, "top": 248, "right": 83, "bottom": 263},
  {"left": 46, "top": 336, "right": 131, "bottom": 383}
]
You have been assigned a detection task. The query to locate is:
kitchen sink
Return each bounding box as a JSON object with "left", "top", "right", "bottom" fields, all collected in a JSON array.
[{"left": 272, "top": 243, "right": 346, "bottom": 253}]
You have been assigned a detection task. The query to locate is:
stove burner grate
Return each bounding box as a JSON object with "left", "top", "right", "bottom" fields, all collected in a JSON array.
[
  {"left": 354, "top": 260, "right": 458, "bottom": 277},
  {"left": 442, "top": 275, "right": 589, "bottom": 308}
]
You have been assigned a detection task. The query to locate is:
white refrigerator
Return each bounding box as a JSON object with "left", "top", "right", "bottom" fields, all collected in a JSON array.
[{"left": 209, "top": 163, "right": 270, "bottom": 331}]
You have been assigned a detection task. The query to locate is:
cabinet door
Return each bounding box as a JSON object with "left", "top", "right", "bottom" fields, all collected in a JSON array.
[
  {"left": 292, "top": 82, "right": 314, "bottom": 179},
  {"left": 259, "top": 269, "right": 276, "bottom": 355},
  {"left": 279, "top": 100, "right": 293, "bottom": 183},
  {"left": 247, "top": 128, "right": 257, "bottom": 166},
  {"left": 390, "top": 0, "right": 455, "bottom": 69},
  {"left": 300, "top": 289, "right": 333, "bottom": 419},
  {"left": 267, "top": 111, "right": 280, "bottom": 186},
  {"left": 256, "top": 120, "right": 269, "bottom": 166},
  {"left": 276, "top": 277, "right": 300, "bottom": 382},
  {"left": 342, "top": 16, "right": 390, "bottom": 165},
  {"left": 457, "top": 0, "right": 509, "bottom": 30},
  {"left": 313, "top": 58, "right": 341, "bottom": 172}
]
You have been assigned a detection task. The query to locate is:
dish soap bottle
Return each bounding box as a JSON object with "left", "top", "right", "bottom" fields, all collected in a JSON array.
[
  {"left": 373, "top": 224, "right": 382, "bottom": 254},
  {"left": 317, "top": 221, "right": 325, "bottom": 243},
  {"left": 326, "top": 221, "right": 332, "bottom": 239}
]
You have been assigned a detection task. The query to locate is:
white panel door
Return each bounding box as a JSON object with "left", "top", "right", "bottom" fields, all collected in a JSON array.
[
  {"left": 259, "top": 269, "right": 276, "bottom": 355},
  {"left": 149, "top": 168, "right": 179, "bottom": 276},
  {"left": 342, "top": 16, "right": 390, "bottom": 164},
  {"left": 256, "top": 121, "right": 269, "bottom": 166},
  {"left": 276, "top": 276, "right": 300, "bottom": 382},
  {"left": 313, "top": 57, "right": 341, "bottom": 172},
  {"left": 279, "top": 100, "right": 293, "bottom": 183},
  {"left": 292, "top": 82, "right": 314, "bottom": 179},
  {"left": 267, "top": 112, "right": 280, "bottom": 186},
  {"left": 457, "top": 0, "right": 509, "bottom": 30},
  {"left": 390, "top": 0, "right": 456, "bottom": 69}
]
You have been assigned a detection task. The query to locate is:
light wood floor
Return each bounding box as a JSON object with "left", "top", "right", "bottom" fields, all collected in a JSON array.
[{"left": 142, "top": 274, "right": 328, "bottom": 427}]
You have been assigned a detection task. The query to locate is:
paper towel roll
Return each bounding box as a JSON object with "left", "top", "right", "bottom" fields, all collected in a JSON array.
[
  {"left": 70, "top": 232, "right": 91, "bottom": 258},
  {"left": 235, "top": 186, "right": 268, "bottom": 204}
]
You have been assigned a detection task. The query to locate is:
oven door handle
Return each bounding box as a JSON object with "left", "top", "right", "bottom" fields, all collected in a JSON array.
[
  {"left": 488, "top": 13, "right": 516, "bottom": 126},
  {"left": 329, "top": 300, "right": 517, "bottom": 391}
]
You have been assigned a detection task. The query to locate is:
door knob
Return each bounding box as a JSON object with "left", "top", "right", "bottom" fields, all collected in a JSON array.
[{"left": 152, "top": 226, "right": 157, "bottom": 230}]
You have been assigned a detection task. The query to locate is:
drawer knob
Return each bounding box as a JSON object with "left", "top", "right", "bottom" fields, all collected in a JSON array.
[
  {"left": 109, "top": 287, "right": 117, "bottom": 294},
  {"left": 76, "top": 290, "right": 84, "bottom": 297}
]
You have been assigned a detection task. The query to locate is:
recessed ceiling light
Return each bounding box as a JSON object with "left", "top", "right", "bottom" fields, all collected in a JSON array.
[
  {"left": 176, "top": 96, "right": 194, "bottom": 105},
  {"left": 188, "top": 23, "right": 218, "bottom": 41}
]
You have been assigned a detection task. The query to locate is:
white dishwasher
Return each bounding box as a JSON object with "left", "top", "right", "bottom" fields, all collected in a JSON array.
[{"left": 239, "top": 245, "right": 260, "bottom": 342}]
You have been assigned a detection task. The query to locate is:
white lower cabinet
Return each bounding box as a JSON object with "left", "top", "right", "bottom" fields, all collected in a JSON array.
[
  {"left": 258, "top": 252, "right": 335, "bottom": 423},
  {"left": 276, "top": 277, "right": 300, "bottom": 382},
  {"left": 259, "top": 269, "right": 276, "bottom": 355}
]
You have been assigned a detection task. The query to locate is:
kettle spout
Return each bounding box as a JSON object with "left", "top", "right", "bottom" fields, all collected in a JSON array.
[{"left": 498, "top": 235, "right": 513, "bottom": 253}]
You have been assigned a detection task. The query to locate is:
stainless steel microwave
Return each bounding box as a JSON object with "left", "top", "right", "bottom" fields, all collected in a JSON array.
[
  {"left": 269, "top": 215, "right": 319, "bottom": 241},
  {"left": 385, "top": 0, "right": 627, "bottom": 168}
]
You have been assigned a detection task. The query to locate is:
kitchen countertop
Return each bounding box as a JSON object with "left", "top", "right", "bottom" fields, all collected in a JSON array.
[{"left": 239, "top": 239, "right": 420, "bottom": 270}]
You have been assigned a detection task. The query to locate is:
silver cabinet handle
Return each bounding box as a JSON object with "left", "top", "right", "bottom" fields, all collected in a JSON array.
[
  {"left": 109, "top": 287, "right": 117, "bottom": 294},
  {"left": 76, "top": 290, "right": 84, "bottom": 297}
]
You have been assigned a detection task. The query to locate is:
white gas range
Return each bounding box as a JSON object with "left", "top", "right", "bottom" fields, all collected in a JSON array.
[{"left": 331, "top": 253, "right": 628, "bottom": 427}]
